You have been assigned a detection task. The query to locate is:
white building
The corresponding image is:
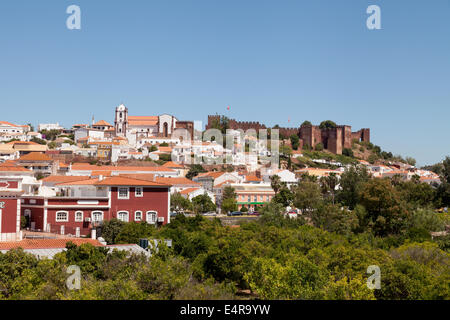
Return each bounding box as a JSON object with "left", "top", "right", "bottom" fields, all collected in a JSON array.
[
  {"left": 0, "top": 121, "right": 29, "bottom": 135},
  {"left": 38, "top": 123, "right": 64, "bottom": 131},
  {"left": 262, "top": 168, "right": 298, "bottom": 188}
]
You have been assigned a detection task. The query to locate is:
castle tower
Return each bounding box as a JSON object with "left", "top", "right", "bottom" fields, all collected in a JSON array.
[{"left": 114, "top": 104, "right": 128, "bottom": 137}]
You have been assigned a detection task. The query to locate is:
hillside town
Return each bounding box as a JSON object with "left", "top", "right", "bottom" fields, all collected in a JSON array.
[{"left": 0, "top": 104, "right": 444, "bottom": 255}]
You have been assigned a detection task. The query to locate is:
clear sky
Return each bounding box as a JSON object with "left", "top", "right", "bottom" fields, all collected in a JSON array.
[{"left": 0, "top": 0, "right": 449, "bottom": 165}]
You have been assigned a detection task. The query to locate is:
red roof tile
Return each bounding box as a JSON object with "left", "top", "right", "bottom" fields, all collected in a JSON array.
[
  {"left": 94, "top": 176, "right": 170, "bottom": 187},
  {"left": 0, "top": 238, "right": 103, "bottom": 250}
]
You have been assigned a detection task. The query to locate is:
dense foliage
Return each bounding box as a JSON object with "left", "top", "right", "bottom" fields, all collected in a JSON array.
[{"left": 1, "top": 162, "right": 449, "bottom": 300}]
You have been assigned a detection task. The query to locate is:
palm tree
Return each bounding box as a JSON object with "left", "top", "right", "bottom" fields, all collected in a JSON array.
[{"left": 270, "top": 175, "right": 282, "bottom": 194}]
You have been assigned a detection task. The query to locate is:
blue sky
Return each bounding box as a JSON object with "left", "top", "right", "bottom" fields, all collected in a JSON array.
[{"left": 0, "top": 0, "right": 449, "bottom": 165}]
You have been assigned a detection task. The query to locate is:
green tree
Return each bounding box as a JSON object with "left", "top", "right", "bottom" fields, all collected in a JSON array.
[
  {"left": 272, "top": 184, "right": 294, "bottom": 207},
  {"left": 290, "top": 134, "right": 300, "bottom": 150},
  {"left": 358, "top": 179, "right": 409, "bottom": 236},
  {"left": 222, "top": 186, "right": 237, "bottom": 201},
  {"left": 342, "top": 148, "right": 354, "bottom": 158},
  {"left": 309, "top": 204, "right": 358, "bottom": 235},
  {"left": 395, "top": 180, "right": 436, "bottom": 209},
  {"left": 191, "top": 194, "right": 216, "bottom": 214},
  {"left": 337, "top": 166, "right": 370, "bottom": 210},
  {"left": 270, "top": 175, "right": 282, "bottom": 194},
  {"left": 315, "top": 142, "right": 324, "bottom": 151},
  {"left": 101, "top": 218, "right": 125, "bottom": 244},
  {"left": 115, "top": 222, "right": 156, "bottom": 244},
  {"left": 436, "top": 156, "right": 450, "bottom": 206},
  {"left": 293, "top": 180, "right": 323, "bottom": 213},
  {"left": 222, "top": 198, "right": 237, "bottom": 214},
  {"left": 319, "top": 120, "right": 337, "bottom": 129},
  {"left": 405, "top": 157, "right": 417, "bottom": 166},
  {"left": 320, "top": 173, "right": 338, "bottom": 204},
  {"left": 301, "top": 120, "right": 312, "bottom": 127},
  {"left": 171, "top": 192, "right": 192, "bottom": 212},
  {"left": 186, "top": 164, "right": 206, "bottom": 180}
]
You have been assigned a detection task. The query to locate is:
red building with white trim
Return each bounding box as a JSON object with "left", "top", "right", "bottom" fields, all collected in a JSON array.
[
  {"left": 0, "top": 178, "right": 23, "bottom": 242},
  {"left": 21, "top": 176, "right": 171, "bottom": 237}
]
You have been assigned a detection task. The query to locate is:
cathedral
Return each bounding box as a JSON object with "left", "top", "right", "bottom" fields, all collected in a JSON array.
[{"left": 114, "top": 104, "right": 194, "bottom": 142}]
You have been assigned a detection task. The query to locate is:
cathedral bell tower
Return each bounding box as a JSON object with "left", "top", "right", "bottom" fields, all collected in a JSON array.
[{"left": 114, "top": 104, "right": 128, "bottom": 137}]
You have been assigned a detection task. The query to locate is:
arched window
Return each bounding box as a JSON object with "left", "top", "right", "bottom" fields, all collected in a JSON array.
[
  {"left": 24, "top": 209, "right": 31, "bottom": 217},
  {"left": 117, "top": 211, "right": 129, "bottom": 222},
  {"left": 163, "top": 122, "right": 169, "bottom": 137},
  {"left": 146, "top": 211, "right": 157, "bottom": 224},
  {"left": 135, "top": 211, "right": 142, "bottom": 221},
  {"left": 56, "top": 211, "right": 69, "bottom": 222},
  {"left": 92, "top": 211, "right": 104, "bottom": 222},
  {"left": 75, "top": 211, "right": 84, "bottom": 222}
]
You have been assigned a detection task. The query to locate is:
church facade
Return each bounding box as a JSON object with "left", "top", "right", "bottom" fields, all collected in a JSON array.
[{"left": 114, "top": 104, "right": 194, "bottom": 144}]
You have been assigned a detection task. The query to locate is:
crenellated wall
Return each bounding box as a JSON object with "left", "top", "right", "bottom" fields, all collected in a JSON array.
[{"left": 206, "top": 115, "right": 370, "bottom": 155}]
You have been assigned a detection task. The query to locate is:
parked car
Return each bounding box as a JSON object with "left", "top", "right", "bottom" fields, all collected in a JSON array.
[
  {"left": 248, "top": 211, "right": 260, "bottom": 216},
  {"left": 202, "top": 212, "right": 217, "bottom": 216},
  {"left": 227, "top": 211, "right": 243, "bottom": 216}
]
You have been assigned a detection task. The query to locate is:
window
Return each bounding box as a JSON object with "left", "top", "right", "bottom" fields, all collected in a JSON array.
[
  {"left": 118, "top": 187, "right": 129, "bottom": 199},
  {"left": 135, "top": 211, "right": 142, "bottom": 221},
  {"left": 247, "top": 196, "right": 251, "bottom": 202},
  {"left": 146, "top": 211, "right": 157, "bottom": 224},
  {"left": 254, "top": 196, "right": 257, "bottom": 202},
  {"left": 92, "top": 211, "right": 103, "bottom": 222},
  {"left": 75, "top": 211, "right": 83, "bottom": 222},
  {"left": 56, "top": 211, "right": 68, "bottom": 222},
  {"left": 117, "top": 211, "right": 129, "bottom": 222},
  {"left": 135, "top": 187, "right": 143, "bottom": 197}
]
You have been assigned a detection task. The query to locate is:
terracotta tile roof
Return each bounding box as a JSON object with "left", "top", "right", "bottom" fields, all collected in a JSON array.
[
  {"left": 18, "top": 152, "right": 52, "bottom": 162},
  {"left": 59, "top": 162, "right": 69, "bottom": 168},
  {"left": 93, "top": 120, "right": 113, "bottom": 127},
  {"left": 128, "top": 116, "right": 158, "bottom": 126},
  {"left": 7, "top": 141, "right": 39, "bottom": 146},
  {"left": 0, "top": 121, "right": 21, "bottom": 127},
  {"left": 0, "top": 238, "right": 103, "bottom": 250},
  {"left": 94, "top": 176, "right": 170, "bottom": 187},
  {"left": 245, "top": 174, "right": 261, "bottom": 182},
  {"left": 42, "top": 175, "right": 91, "bottom": 183},
  {"left": 119, "top": 173, "right": 155, "bottom": 181},
  {"left": 196, "top": 171, "right": 225, "bottom": 179},
  {"left": 0, "top": 160, "right": 18, "bottom": 166},
  {"left": 70, "top": 163, "right": 175, "bottom": 172},
  {"left": 91, "top": 171, "right": 112, "bottom": 177},
  {"left": 0, "top": 162, "right": 31, "bottom": 172},
  {"left": 162, "top": 161, "right": 184, "bottom": 169},
  {"left": 214, "top": 180, "right": 235, "bottom": 188},
  {"left": 57, "top": 178, "right": 100, "bottom": 186},
  {"left": 155, "top": 177, "right": 200, "bottom": 186},
  {"left": 179, "top": 187, "right": 200, "bottom": 195},
  {"left": 158, "top": 146, "right": 172, "bottom": 153}
]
